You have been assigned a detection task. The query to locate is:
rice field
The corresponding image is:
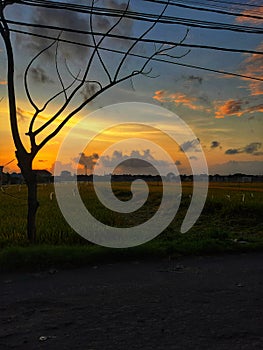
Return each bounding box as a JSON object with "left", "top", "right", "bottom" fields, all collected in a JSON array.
[{"left": 0, "top": 181, "right": 262, "bottom": 248}]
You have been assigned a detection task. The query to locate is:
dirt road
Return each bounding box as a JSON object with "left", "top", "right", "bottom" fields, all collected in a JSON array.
[{"left": 1, "top": 252, "right": 263, "bottom": 349}]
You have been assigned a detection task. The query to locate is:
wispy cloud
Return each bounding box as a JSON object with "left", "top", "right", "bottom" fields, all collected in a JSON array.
[
  {"left": 239, "top": 42, "right": 263, "bottom": 96},
  {"left": 214, "top": 99, "right": 263, "bottom": 119},
  {"left": 153, "top": 90, "right": 207, "bottom": 111},
  {"left": 30, "top": 66, "right": 54, "bottom": 84},
  {"left": 16, "top": 107, "right": 28, "bottom": 122},
  {"left": 235, "top": 5, "right": 263, "bottom": 24}
]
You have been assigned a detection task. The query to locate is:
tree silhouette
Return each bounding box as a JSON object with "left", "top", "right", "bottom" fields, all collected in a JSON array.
[{"left": 0, "top": 0, "right": 191, "bottom": 242}]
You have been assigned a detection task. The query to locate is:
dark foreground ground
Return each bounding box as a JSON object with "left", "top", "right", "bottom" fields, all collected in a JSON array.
[{"left": 0, "top": 252, "right": 263, "bottom": 350}]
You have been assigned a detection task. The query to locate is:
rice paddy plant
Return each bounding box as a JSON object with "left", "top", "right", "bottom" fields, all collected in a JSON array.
[{"left": 0, "top": 182, "right": 262, "bottom": 247}]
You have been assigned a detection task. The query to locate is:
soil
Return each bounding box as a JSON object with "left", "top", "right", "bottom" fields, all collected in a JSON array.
[{"left": 0, "top": 252, "right": 263, "bottom": 350}]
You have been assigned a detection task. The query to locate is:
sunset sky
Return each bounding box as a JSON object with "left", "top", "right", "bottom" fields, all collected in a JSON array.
[{"left": 0, "top": 0, "right": 262, "bottom": 175}]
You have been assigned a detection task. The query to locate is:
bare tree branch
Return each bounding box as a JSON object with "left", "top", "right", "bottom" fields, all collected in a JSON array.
[
  {"left": 65, "top": 60, "right": 103, "bottom": 90},
  {"left": 31, "top": 0, "right": 133, "bottom": 138},
  {"left": 37, "top": 68, "right": 143, "bottom": 151},
  {"left": 156, "top": 28, "right": 191, "bottom": 59},
  {"left": 25, "top": 32, "right": 84, "bottom": 138},
  {"left": 27, "top": 68, "right": 82, "bottom": 139},
  {"left": 113, "top": 0, "right": 170, "bottom": 82},
  {"left": 24, "top": 38, "right": 57, "bottom": 111},
  {"left": 55, "top": 31, "right": 67, "bottom": 100},
  {"left": 0, "top": 4, "right": 27, "bottom": 157},
  {"left": 90, "top": 0, "right": 112, "bottom": 84},
  {"left": 89, "top": 0, "right": 131, "bottom": 84}
]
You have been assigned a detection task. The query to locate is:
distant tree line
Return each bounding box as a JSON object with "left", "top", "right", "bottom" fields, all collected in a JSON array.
[{"left": 2, "top": 171, "right": 262, "bottom": 185}]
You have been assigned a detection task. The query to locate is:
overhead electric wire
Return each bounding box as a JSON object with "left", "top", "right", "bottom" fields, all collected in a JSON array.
[
  {"left": 19, "top": 0, "right": 263, "bottom": 16},
  {"left": 163, "top": 0, "right": 261, "bottom": 15},
  {"left": 177, "top": 0, "right": 262, "bottom": 14},
  {"left": 16, "top": 0, "right": 263, "bottom": 34},
  {"left": 2, "top": 1, "right": 262, "bottom": 81},
  {"left": 9, "top": 28, "right": 263, "bottom": 82},
  {"left": 189, "top": 0, "right": 262, "bottom": 8},
  {"left": 4, "top": 19, "right": 263, "bottom": 56},
  {"left": 143, "top": 0, "right": 263, "bottom": 20},
  {"left": 149, "top": 0, "right": 262, "bottom": 16}
]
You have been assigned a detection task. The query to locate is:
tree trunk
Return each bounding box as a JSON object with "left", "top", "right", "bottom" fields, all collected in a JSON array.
[
  {"left": 26, "top": 174, "right": 39, "bottom": 243},
  {"left": 1, "top": 5, "right": 39, "bottom": 242},
  {"left": 19, "top": 156, "right": 39, "bottom": 244}
]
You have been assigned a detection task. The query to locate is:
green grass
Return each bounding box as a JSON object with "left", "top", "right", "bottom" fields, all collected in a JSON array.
[{"left": 0, "top": 182, "right": 262, "bottom": 271}]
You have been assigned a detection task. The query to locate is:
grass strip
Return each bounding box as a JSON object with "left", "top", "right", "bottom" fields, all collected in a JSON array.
[{"left": 1, "top": 238, "right": 263, "bottom": 272}]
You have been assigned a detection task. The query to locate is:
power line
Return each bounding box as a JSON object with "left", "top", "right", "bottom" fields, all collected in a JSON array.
[
  {"left": 189, "top": 0, "right": 263, "bottom": 8},
  {"left": 5, "top": 19, "right": 263, "bottom": 55},
  {"left": 17, "top": 0, "right": 263, "bottom": 34},
  {"left": 9, "top": 28, "right": 263, "bottom": 82},
  {"left": 143, "top": 0, "right": 263, "bottom": 20},
  {"left": 165, "top": 0, "right": 260, "bottom": 15}
]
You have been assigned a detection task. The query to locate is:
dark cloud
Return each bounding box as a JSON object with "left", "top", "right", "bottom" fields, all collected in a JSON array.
[
  {"left": 100, "top": 149, "right": 173, "bottom": 175},
  {"left": 175, "top": 160, "right": 181, "bottom": 166},
  {"left": 189, "top": 156, "right": 198, "bottom": 160},
  {"left": 16, "top": 5, "right": 91, "bottom": 63},
  {"left": 244, "top": 142, "right": 262, "bottom": 154},
  {"left": 115, "top": 159, "right": 159, "bottom": 175},
  {"left": 101, "top": 149, "right": 154, "bottom": 168},
  {"left": 187, "top": 75, "right": 203, "bottom": 84},
  {"left": 38, "top": 160, "right": 48, "bottom": 163},
  {"left": 210, "top": 141, "right": 220, "bottom": 149},
  {"left": 30, "top": 66, "right": 54, "bottom": 84},
  {"left": 225, "top": 148, "right": 239, "bottom": 155},
  {"left": 16, "top": 0, "right": 134, "bottom": 62},
  {"left": 179, "top": 138, "right": 201, "bottom": 152},
  {"left": 225, "top": 142, "right": 262, "bottom": 156},
  {"left": 80, "top": 83, "right": 99, "bottom": 101},
  {"left": 104, "top": 1, "right": 133, "bottom": 37}
]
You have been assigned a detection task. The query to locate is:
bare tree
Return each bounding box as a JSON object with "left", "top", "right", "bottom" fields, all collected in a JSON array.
[{"left": 0, "top": 0, "right": 188, "bottom": 242}]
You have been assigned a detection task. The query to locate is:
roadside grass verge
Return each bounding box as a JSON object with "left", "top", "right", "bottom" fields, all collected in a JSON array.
[{"left": 1, "top": 234, "right": 263, "bottom": 272}]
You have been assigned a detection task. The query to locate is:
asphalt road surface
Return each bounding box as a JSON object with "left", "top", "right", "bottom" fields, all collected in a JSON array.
[{"left": 1, "top": 252, "right": 263, "bottom": 349}]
